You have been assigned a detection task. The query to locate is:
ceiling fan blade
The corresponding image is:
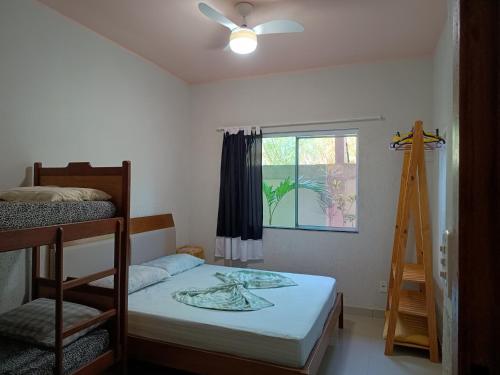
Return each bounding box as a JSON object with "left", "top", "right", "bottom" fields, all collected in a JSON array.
[
  {"left": 253, "top": 20, "right": 304, "bottom": 35},
  {"left": 199, "top": 2, "right": 239, "bottom": 31}
]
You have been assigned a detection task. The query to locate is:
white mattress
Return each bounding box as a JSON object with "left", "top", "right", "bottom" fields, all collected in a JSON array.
[{"left": 128, "top": 264, "right": 337, "bottom": 368}]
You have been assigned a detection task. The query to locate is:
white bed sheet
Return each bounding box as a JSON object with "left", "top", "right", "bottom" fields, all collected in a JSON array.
[{"left": 128, "top": 264, "right": 336, "bottom": 368}]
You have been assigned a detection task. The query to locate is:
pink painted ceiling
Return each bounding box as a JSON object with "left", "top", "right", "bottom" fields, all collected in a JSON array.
[{"left": 38, "top": 0, "right": 446, "bottom": 84}]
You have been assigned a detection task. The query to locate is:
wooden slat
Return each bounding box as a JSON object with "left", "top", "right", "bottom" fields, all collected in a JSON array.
[
  {"left": 402, "top": 264, "right": 425, "bottom": 283},
  {"left": 0, "top": 218, "right": 123, "bottom": 252},
  {"left": 130, "top": 214, "right": 174, "bottom": 234},
  {"left": 383, "top": 311, "right": 429, "bottom": 349},
  {"left": 63, "top": 309, "right": 116, "bottom": 338},
  {"left": 73, "top": 350, "right": 115, "bottom": 375},
  {"left": 55, "top": 228, "right": 64, "bottom": 375},
  {"left": 56, "top": 213, "right": 174, "bottom": 248},
  {"left": 63, "top": 268, "right": 116, "bottom": 290},
  {"left": 398, "top": 290, "right": 427, "bottom": 317},
  {"left": 386, "top": 151, "right": 411, "bottom": 310},
  {"left": 385, "top": 129, "right": 421, "bottom": 355},
  {"left": 37, "top": 283, "right": 115, "bottom": 312},
  {"left": 416, "top": 145, "right": 439, "bottom": 362},
  {"left": 31, "top": 246, "right": 40, "bottom": 300},
  {"left": 59, "top": 218, "right": 124, "bottom": 242}
]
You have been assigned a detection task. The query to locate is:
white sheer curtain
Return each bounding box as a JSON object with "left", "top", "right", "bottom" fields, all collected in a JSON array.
[{"left": 215, "top": 237, "right": 263, "bottom": 262}]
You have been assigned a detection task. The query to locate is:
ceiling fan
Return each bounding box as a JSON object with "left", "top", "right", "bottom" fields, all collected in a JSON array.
[{"left": 199, "top": 2, "right": 304, "bottom": 55}]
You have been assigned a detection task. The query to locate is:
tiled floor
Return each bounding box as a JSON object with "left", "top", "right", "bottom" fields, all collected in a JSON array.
[
  {"left": 128, "top": 313, "right": 443, "bottom": 375},
  {"left": 318, "top": 314, "right": 442, "bottom": 375}
]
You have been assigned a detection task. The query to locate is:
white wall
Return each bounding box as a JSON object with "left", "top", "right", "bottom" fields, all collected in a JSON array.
[
  {"left": 432, "top": 3, "right": 456, "bottom": 373},
  {"left": 0, "top": 0, "right": 191, "bottom": 312},
  {"left": 189, "top": 59, "right": 434, "bottom": 310},
  {"left": 431, "top": 3, "right": 454, "bottom": 327}
]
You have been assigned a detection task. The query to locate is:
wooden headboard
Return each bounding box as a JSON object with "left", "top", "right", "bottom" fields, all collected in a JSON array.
[
  {"left": 34, "top": 161, "right": 131, "bottom": 217},
  {"left": 131, "top": 214, "right": 174, "bottom": 235}
]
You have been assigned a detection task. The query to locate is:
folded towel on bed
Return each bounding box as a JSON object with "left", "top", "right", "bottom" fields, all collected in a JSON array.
[
  {"left": 172, "top": 283, "right": 274, "bottom": 311},
  {"left": 173, "top": 270, "right": 297, "bottom": 311},
  {"left": 214, "top": 270, "right": 297, "bottom": 289}
]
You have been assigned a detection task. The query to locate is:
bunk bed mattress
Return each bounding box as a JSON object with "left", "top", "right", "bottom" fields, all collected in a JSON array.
[
  {"left": 0, "top": 201, "right": 116, "bottom": 231},
  {"left": 0, "top": 328, "right": 109, "bottom": 375},
  {"left": 128, "top": 264, "right": 337, "bottom": 368}
]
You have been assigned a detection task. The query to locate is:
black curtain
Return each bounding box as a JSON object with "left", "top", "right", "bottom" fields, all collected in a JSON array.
[{"left": 216, "top": 130, "right": 263, "bottom": 241}]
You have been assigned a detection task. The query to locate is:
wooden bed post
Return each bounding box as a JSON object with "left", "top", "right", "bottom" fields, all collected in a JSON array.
[
  {"left": 339, "top": 293, "right": 344, "bottom": 329},
  {"left": 120, "top": 161, "right": 131, "bottom": 371},
  {"left": 113, "top": 220, "right": 123, "bottom": 362},
  {"left": 55, "top": 227, "right": 64, "bottom": 375},
  {"left": 31, "top": 162, "right": 42, "bottom": 300}
]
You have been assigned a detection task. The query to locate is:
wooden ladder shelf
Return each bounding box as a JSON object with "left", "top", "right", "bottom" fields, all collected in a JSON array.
[{"left": 383, "top": 121, "right": 439, "bottom": 362}]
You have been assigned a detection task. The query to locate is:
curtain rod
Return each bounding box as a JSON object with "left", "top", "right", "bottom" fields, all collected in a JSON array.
[{"left": 216, "top": 115, "right": 385, "bottom": 132}]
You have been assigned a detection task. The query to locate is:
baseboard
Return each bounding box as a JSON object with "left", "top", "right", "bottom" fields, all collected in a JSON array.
[{"left": 344, "top": 305, "right": 385, "bottom": 319}]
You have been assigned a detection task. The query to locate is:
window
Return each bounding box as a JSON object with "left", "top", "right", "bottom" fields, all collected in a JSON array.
[{"left": 262, "top": 130, "right": 358, "bottom": 232}]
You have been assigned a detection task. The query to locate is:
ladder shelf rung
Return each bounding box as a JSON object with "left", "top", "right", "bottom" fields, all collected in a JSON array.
[
  {"left": 383, "top": 311, "right": 430, "bottom": 349},
  {"left": 402, "top": 263, "right": 425, "bottom": 283},
  {"left": 391, "top": 263, "right": 425, "bottom": 284},
  {"left": 398, "top": 290, "right": 427, "bottom": 317}
]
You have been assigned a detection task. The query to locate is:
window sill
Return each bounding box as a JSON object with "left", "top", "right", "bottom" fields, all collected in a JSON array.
[{"left": 263, "top": 225, "right": 358, "bottom": 234}]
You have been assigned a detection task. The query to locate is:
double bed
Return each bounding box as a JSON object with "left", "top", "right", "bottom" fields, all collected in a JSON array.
[{"left": 128, "top": 263, "right": 337, "bottom": 369}]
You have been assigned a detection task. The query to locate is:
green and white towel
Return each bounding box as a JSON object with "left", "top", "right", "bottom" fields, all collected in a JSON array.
[
  {"left": 172, "top": 270, "right": 297, "bottom": 311},
  {"left": 214, "top": 270, "right": 297, "bottom": 289},
  {"left": 172, "top": 283, "right": 273, "bottom": 311}
]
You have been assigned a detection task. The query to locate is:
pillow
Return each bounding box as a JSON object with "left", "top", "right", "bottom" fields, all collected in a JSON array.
[
  {"left": 0, "top": 298, "right": 101, "bottom": 348},
  {"left": 90, "top": 265, "right": 169, "bottom": 294},
  {"left": 0, "top": 186, "right": 111, "bottom": 202},
  {"left": 143, "top": 254, "right": 204, "bottom": 276}
]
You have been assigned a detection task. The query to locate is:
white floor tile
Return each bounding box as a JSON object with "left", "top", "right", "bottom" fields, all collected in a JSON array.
[{"left": 318, "top": 314, "right": 442, "bottom": 375}]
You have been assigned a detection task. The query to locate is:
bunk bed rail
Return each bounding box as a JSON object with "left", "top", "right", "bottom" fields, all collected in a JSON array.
[{"left": 0, "top": 218, "right": 123, "bottom": 253}]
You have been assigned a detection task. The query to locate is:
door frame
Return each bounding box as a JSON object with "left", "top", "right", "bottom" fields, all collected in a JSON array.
[{"left": 458, "top": 0, "right": 500, "bottom": 373}]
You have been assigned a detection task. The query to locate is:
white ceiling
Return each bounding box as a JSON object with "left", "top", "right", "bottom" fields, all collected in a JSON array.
[{"left": 39, "top": 0, "right": 447, "bottom": 84}]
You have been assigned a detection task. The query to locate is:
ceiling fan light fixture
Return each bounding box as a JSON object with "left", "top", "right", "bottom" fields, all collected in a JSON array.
[{"left": 229, "top": 27, "right": 257, "bottom": 54}]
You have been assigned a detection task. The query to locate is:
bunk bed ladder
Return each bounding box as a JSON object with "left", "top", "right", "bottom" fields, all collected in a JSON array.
[
  {"left": 384, "top": 121, "right": 439, "bottom": 362},
  {"left": 50, "top": 220, "right": 123, "bottom": 375}
]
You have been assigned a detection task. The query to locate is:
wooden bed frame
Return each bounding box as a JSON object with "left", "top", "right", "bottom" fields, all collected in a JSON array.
[
  {"left": 126, "top": 215, "right": 344, "bottom": 375},
  {"left": 0, "top": 161, "right": 131, "bottom": 375}
]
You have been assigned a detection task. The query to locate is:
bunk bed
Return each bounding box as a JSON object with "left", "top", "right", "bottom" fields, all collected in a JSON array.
[{"left": 0, "top": 161, "right": 130, "bottom": 375}]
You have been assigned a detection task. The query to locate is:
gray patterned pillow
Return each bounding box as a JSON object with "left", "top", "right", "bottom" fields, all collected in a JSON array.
[
  {"left": 0, "top": 298, "right": 102, "bottom": 348},
  {"left": 90, "top": 265, "right": 170, "bottom": 294}
]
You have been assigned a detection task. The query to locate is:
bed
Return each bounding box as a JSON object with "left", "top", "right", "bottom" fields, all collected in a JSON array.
[
  {"left": 0, "top": 161, "right": 131, "bottom": 375},
  {"left": 0, "top": 329, "right": 109, "bottom": 375},
  {"left": 126, "top": 215, "right": 343, "bottom": 375},
  {"left": 128, "top": 263, "right": 337, "bottom": 368}
]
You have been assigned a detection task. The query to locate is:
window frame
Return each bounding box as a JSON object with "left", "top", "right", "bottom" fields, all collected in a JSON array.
[{"left": 262, "top": 128, "right": 359, "bottom": 233}]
